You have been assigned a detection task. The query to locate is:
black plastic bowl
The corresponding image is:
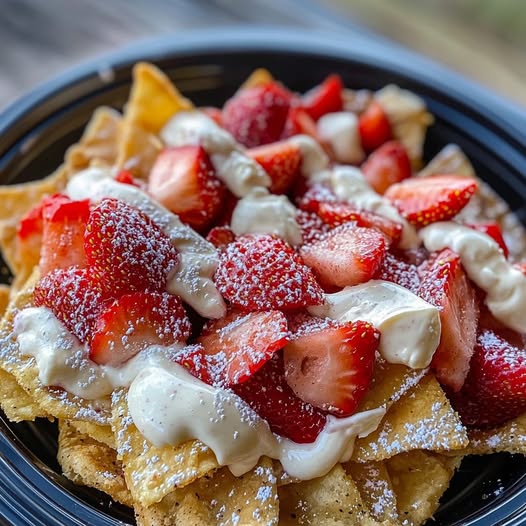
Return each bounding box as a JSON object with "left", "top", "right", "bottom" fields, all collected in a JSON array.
[{"left": 1, "top": 28, "right": 526, "bottom": 526}]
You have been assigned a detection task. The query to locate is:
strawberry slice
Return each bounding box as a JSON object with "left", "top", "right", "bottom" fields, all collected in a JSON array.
[
  {"left": 34, "top": 267, "right": 108, "bottom": 343},
  {"left": 215, "top": 234, "right": 324, "bottom": 311},
  {"left": 418, "top": 249, "right": 479, "bottom": 391},
  {"left": 301, "top": 74, "right": 343, "bottom": 121},
  {"left": 316, "top": 202, "right": 403, "bottom": 246},
  {"left": 173, "top": 344, "right": 213, "bottom": 385},
  {"left": 467, "top": 222, "right": 509, "bottom": 258},
  {"left": 85, "top": 198, "right": 179, "bottom": 295},
  {"left": 299, "top": 224, "right": 386, "bottom": 288},
  {"left": 222, "top": 82, "right": 292, "bottom": 148},
  {"left": 39, "top": 195, "right": 91, "bottom": 275},
  {"left": 361, "top": 141, "right": 411, "bottom": 195},
  {"left": 16, "top": 201, "right": 45, "bottom": 270},
  {"left": 374, "top": 252, "right": 421, "bottom": 294},
  {"left": 281, "top": 107, "right": 319, "bottom": 140},
  {"left": 89, "top": 291, "right": 191, "bottom": 366},
  {"left": 247, "top": 140, "right": 302, "bottom": 194},
  {"left": 449, "top": 329, "right": 526, "bottom": 427},
  {"left": 296, "top": 210, "right": 331, "bottom": 245},
  {"left": 198, "top": 310, "right": 288, "bottom": 386},
  {"left": 284, "top": 317, "right": 378, "bottom": 416},
  {"left": 295, "top": 182, "right": 338, "bottom": 213},
  {"left": 385, "top": 174, "right": 478, "bottom": 227},
  {"left": 206, "top": 226, "right": 236, "bottom": 250},
  {"left": 148, "top": 146, "right": 224, "bottom": 231},
  {"left": 358, "top": 100, "right": 392, "bottom": 152},
  {"left": 232, "top": 353, "right": 327, "bottom": 443}
]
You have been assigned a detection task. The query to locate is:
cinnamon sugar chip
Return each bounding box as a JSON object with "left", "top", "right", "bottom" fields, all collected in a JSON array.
[
  {"left": 135, "top": 457, "right": 278, "bottom": 526},
  {"left": 352, "top": 375, "right": 468, "bottom": 462},
  {"left": 0, "top": 286, "right": 9, "bottom": 316},
  {"left": 111, "top": 389, "right": 218, "bottom": 507},
  {"left": 69, "top": 420, "right": 116, "bottom": 450},
  {"left": 240, "top": 68, "right": 274, "bottom": 90}
]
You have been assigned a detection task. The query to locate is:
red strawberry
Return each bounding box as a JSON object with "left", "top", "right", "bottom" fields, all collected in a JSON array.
[
  {"left": 198, "top": 310, "right": 288, "bottom": 386},
  {"left": 281, "top": 107, "right": 319, "bottom": 140},
  {"left": 361, "top": 141, "right": 411, "bottom": 194},
  {"left": 148, "top": 146, "right": 224, "bottom": 231},
  {"left": 358, "top": 101, "right": 392, "bottom": 152},
  {"left": 247, "top": 140, "right": 302, "bottom": 194},
  {"left": 299, "top": 224, "right": 386, "bottom": 288},
  {"left": 478, "top": 303, "right": 526, "bottom": 350},
  {"left": 316, "top": 202, "right": 403, "bottom": 246},
  {"left": 449, "top": 329, "right": 526, "bottom": 427},
  {"left": 295, "top": 183, "right": 338, "bottom": 213},
  {"left": 284, "top": 317, "right": 378, "bottom": 416},
  {"left": 222, "top": 82, "right": 291, "bottom": 147},
  {"left": 206, "top": 226, "right": 236, "bottom": 250},
  {"left": 115, "top": 169, "right": 146, "bottom": 190},
  {"left": 34, "top": 267, "right": 108, "bottom": 343},
  {"left": 374, "top": 252, "right": 420, "bottom": 294},
  {"left": 214, "top": 190, "right": 238, "bottom": 227},
  {"left": 16, "top": 201, "right": 45, "bottom": 270},
  {"left": 40, "top": 195, "right": 90, "bottom": 275},
  {"left": 85, "top": 198, "right": 179, "bottom": 295},
  {"left": 418, "top": 249, "right": 479, "bottom": 391},
  {"left": 173, "top": 344, "right": 213, "bottom": 385},
  {"left": 232, "top": 353, "right": 327, "bottom": 443},
  {"left": 89, "top": 291, "right": 191, "bottom": 366},
  {"left": 301, "top": 74, "right": 343, "bottom": 121},
  {"left": 467, "top": 222, "right": 509, "bottom": 258},
  {"left": 215, "top": 234, "right": 324, "bottom": 311},
  {"left": 296, "top": 210, "right": 331, "bottom": 245},
  {"left": 385, "top": 174, "right": 478, "bottom": 227}
]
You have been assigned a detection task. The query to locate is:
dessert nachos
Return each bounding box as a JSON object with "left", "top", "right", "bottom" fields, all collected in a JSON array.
[{"left": 0, "top": 63, "right": 526, "bottom": 526}]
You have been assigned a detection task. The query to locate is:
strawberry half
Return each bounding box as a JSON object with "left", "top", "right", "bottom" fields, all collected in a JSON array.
[
  {"left": 358, "top": 101, "right": 392, "bottom": 152},
  {"left": 232, "top": 353, "right": 327, "bottom": 443},
  {"left": 247, "top": 140, "right": 302, "bottom": 194},
  {"left": 34, "top": 267, "right": 108, "bottom": 343},
  {"left": 148, "top": 146, "right": 224, "bottom": 231},
  {"left": 418, "top": 249, "right": 479, "bottom": 392},
  {"left": 89, "top": 291, "right": 191, "bottom": 366},
  {"left": 361, "top": 140, "right": 411, "bottom": 195},
  {"left": 467, "top": 222, "right": 509, "bottom": 258},
  {"left": 449, "top": 329, "right": 526, "bottom": 427},
  {"left": 222, "top": 82, "right": 291, "bottom": 148},
  {"left": 215, "top": 234, "right": 324, "bottom": 311},
  {"left": 301, "top": 74, "right": 343, "bottom": 121},
  {"left": 374, "top": 252, "right": 421, "bottom": 294},
  {"left": 295, "top": 210, "right": 331, "bottom": 245},
  {"left": 295, "top": 182, "right": 338, "bottom": 213},
  {"left": 385, "top": 174, "right": 478, "bottom": 227},
  {"left": 299, "top": 223, "right": 386, "bottom": 289},
  {"left": 85, "top": 198, "right": 179, "bottom": 295},
  {"left": 198, "top": 310, "right": 288, "bottom": 386}
]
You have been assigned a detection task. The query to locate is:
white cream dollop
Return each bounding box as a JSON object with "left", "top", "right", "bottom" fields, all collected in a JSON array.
[
  {"left": 66, "top": 167, "right": 226, "bottom": 319},
  {"left": 309, "top": 280, "right": 441, "bottom": 369},
  {"left": 230, "top": 187, "right": 302, "bottom": 246},
  {"left": 288, "top": 134, "right": 330, "bottom": 182},
  {"left": 317, "top": 112, "right": 364, "bottom": 165},
  {"left": 420, "top": 222, "right": 526, "bottom": 333}
]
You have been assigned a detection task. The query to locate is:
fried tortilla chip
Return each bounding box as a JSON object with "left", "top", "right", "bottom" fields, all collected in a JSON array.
[
  {"left": 241, "top": 68, "right": 274, "bottom": 90},
  {"left": 69, "top": 420, "right": 115, "bottom": 449},
  {"left": 0, "top": 285, "right": 9, "bottom": 316}
]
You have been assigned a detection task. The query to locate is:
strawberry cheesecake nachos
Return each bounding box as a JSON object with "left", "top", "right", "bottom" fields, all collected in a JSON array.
[{"left": 0, "top": 63, "right": 525, "bottom": 526}]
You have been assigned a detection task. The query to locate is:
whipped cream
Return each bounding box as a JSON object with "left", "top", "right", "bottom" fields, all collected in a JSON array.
[
  {"left": 317, "top": 112, "right": 364, "bottom": 165},
  {"left": 128, "top": 363, "right": 385, "bottom": 480},
  {"left": 420, "top": 222, "right": 526, "bottom": 333},
  {"left": 288, "top": 134, "right": 330, "bottom": 182},
  {"left": 230, "top": 187, "right": 302, "bottom": 246},
  {"left": 66, "top": 167, "right": 226, "bottom": 319},
  {"left": 161, "top": 111, "right": 270, "bottom": 197},
  {"left": 309, "top": 280, "right": 441, "bottom": 368}
]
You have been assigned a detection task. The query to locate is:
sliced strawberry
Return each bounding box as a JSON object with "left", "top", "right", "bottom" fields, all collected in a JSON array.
[
  {"left": 385, "top": 174, "right": 478, "bottom": 226},
  {"left": 148, "top": 146, "right": 224, "bottom": 231},
  {"left": 247, "top": 140, "right": 302, "bottom": 194},
  {"left": 296, "top": 210, "right": 331, "bottom": 245},
  {"left": 361, "top": 141, "right": 411, "bottom": 195},
  {"left": 215, "top": 234, "right": 324, "bottom": 311},
  {"left": 85, "top": 198, "right": 179, "bottom": 295},
  {"left": 358, "top": 100, "right": 392, "bottom": 152},
  {"left": 16, "top": 201, "right": 45, "bottom": 270},
  {"left": 299, "top": 224, "right": 386, "bottom": 288},
  {"left": 295, "top": 182, "right": 338, "bottom": 213},
  {"left": 222, "top": 82, "right": 291, "bottom": 148},
  {"left": 281, "top": 107, "right": 319, "bottom": 140},
  {"left": 89, "top": 291, "right": 191, "bottom": 366},
  {"left": 173, "top": 344, "right": 213, "bottom": 385},
  {"left": 449, "top": 329, "right": 526, "bottom": 427},
  {"left": 200, "top": 107, "right": 223, "bottom": 126},
  {"left": 206, "top": 226, "right": 236, "bottom": 250},
  {"left": 198, "top": 310, "right": 288, "bottom": 386},
  {"left": 284, "top": 317, "right": 378, "bottom": 416},
  {"left": 232, "top": 353, "right": 327, "bottom": 443},
  {"left": 301, "top": 74, "right": 343, "bottom": 121},
  {"left": 374, "top": 252, "right": 420, "bottom": 294},
  {"left": 40, "top": 195, "right": 90, "bottom": 275},
  {"left": 418, "top": 249, "right": 479, "bottom": 391},
  {"left": 316, "top": 202, "right": 403, "bottom": 246},
  {"left": 34, "top": 267, "right": 108, "bottom": 343},
  {"left": 467, "top": 222, "right": 509, "bottom": 258}
]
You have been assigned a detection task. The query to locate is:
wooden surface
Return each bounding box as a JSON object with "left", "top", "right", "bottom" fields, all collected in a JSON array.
[{"left": 1, "top": 0, "right": 525, "bottom": 110}]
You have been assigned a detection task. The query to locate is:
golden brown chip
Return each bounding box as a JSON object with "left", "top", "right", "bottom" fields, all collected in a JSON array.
[
  {"left": 241, "top": 68, "right": 274, "bottom": 90},
  {"left": 124, "top": 62, "right": 193, "bottom": 135},
  {"left": 57, "top": 420, "right": 132, "bottom": 507},
  {"left": 353, "top": 375, "right": 468, "bottom": 462},
  {"left": 69, "top": 420, "right": 116, "bottom": 449},
  {"left": 111, "top": 389, "right": 218, "bottom": 507},
  {"left": 418, "top": 144, "right": 475, "bottom": 178},
  {"left": 135, "top": 457, "right": 278, "bottom": 526},
  {"left": 0, "top": 285, "right": 9, "bottom": 316}
]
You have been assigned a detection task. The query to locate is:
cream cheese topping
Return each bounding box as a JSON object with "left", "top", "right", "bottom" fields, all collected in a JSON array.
[
  {"left": 317, "top": 112, "right": 365, "bottom": 165},
  {"left": 420, "top": 222, "right": 526, "bottom": 333},
  {"left": 309, "top": 280, "right": 441, "bottom": 369},
  {"left": 288, "top": 134, "right": 330, "bottom": 182},
  {"left": 66, "top": 167, "right": 226, "bottom": 319},
  {"left": 230, "top": 187, "right": 303, "bottom": 246}
]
